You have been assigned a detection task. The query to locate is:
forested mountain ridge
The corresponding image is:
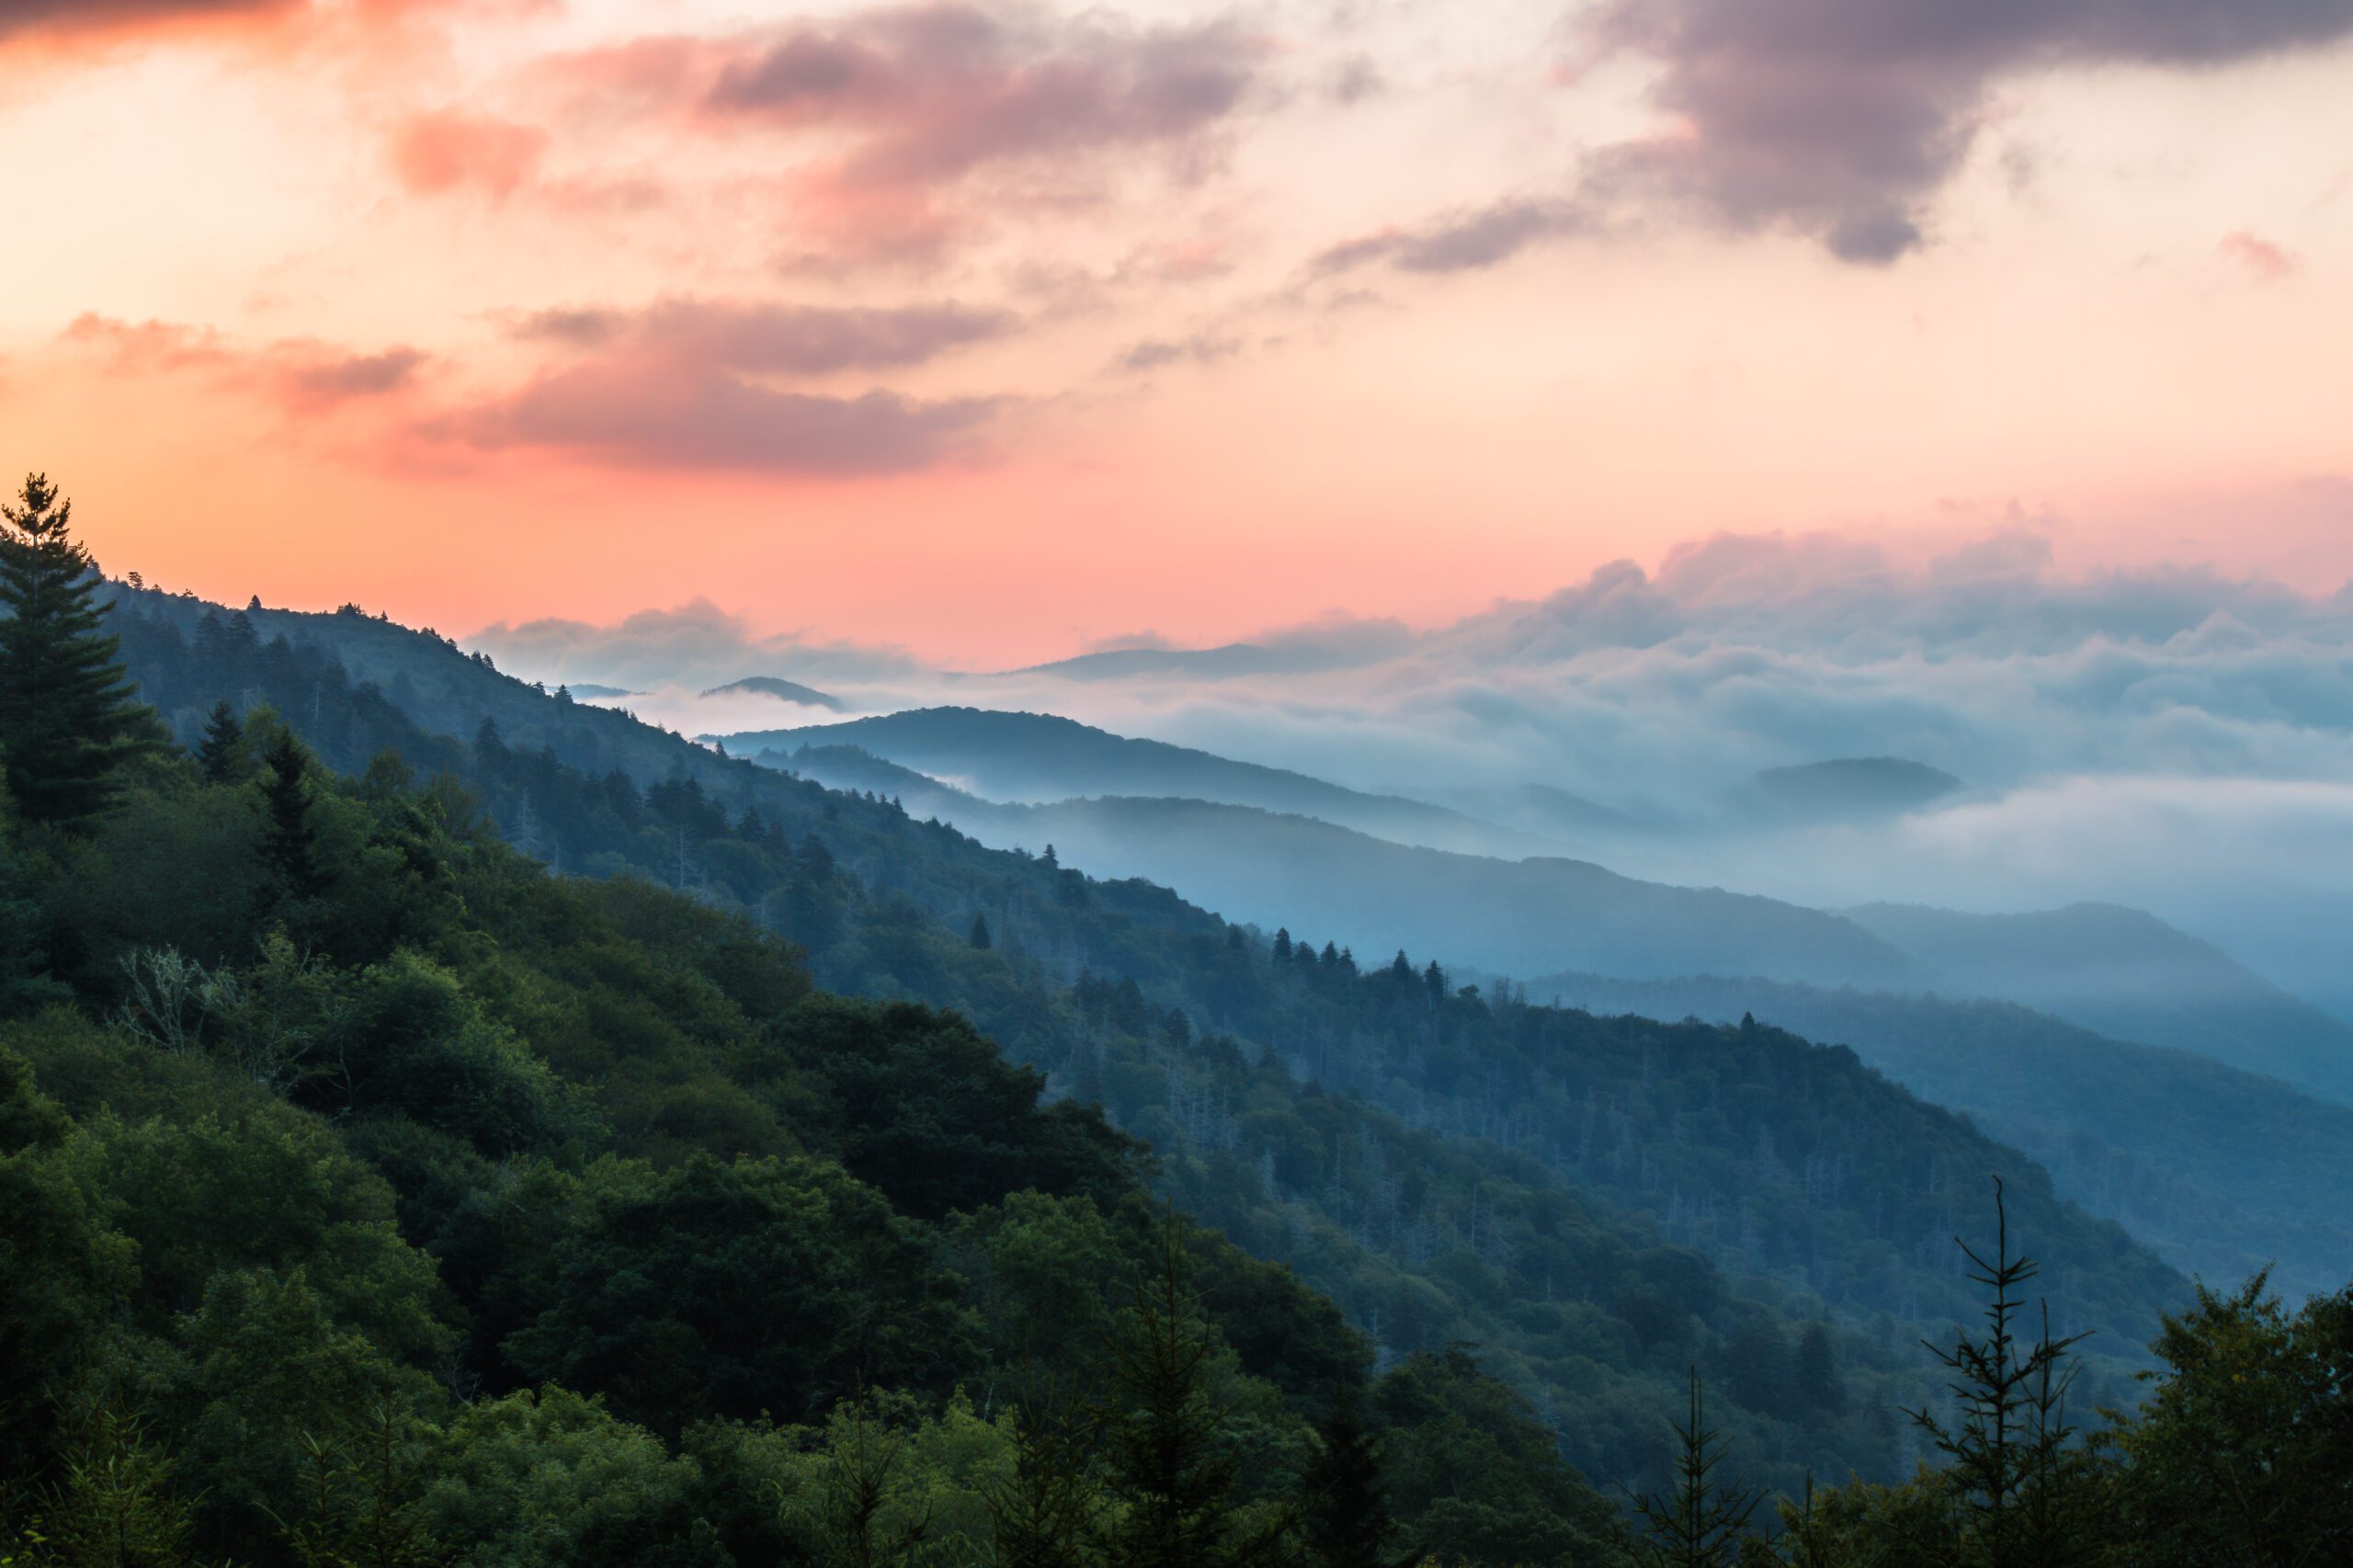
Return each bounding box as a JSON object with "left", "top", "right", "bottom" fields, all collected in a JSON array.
[
  {"left": 713, "top": 706, "right": 1563, "bottom": 860},
  {"left": 5, "top": 722, "right": 1648, "bottom": 1565},
  {"left": 1841, "top": 902, "right": 2353, "bottom": 1106},
  {"left": 1, "top": 502, "right": 2343, "bottom": 1564},
  {"left": 1526, "top": 969, "right": 2353, "bottom": 1301},
  {"left": 737, "top": 752, "right": 1925, "bottom": 992},
  {"left": 740, "top": 706, "right": 2352, "bottom": 1106},
  {"left": 88, "top": 587, "right": 2200, "bottom": 1460}
]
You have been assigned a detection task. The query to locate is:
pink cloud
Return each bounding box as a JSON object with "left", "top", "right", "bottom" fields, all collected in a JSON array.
[
  {"left": 59, "top": 314, "right": 428, "bottom": 418},
  {"left": 390, "top": 111, "right": 550, "bottom": 199},
  {"left": 534, "top": 6, "right": 1268, "bottom": 265},
  {"left": 59, "top": 312, "right": 229, "bottom": 371},
  {"left": 440, "top": 355, "right": 1001, "bottom": 476},
  {"left": 264, "top": 346, "right": 429, "bottom": 412},
  {"left": 444, "top": 296, "right": 1014, "bottom": 474},
  {"left": 2218, "top": 230, "right": 2299, "bottom": 283}
]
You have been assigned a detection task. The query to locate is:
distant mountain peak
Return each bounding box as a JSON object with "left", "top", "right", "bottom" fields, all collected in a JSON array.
[
  {"left": 699, "top": 676, "right": 847, "bottom": 711},
  {"left": 1742, "top": 756, "right": 1962, "bottom": 822},
  {"left": 1001, "top": 642, "right": 1356, "bottom": 681}
]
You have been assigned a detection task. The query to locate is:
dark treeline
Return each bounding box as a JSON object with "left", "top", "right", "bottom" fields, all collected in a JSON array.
[{"left": 7, "top": 475, "right": 2347, "bottom": 1566}]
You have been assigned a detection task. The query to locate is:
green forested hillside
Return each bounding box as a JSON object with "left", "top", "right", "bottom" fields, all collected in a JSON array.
[
  {"left": 1527, "top": 970, "right": 2353, "bottom": 1301},
  {"left": 2, "top": 504, "right": 2345, "bottom": 1566},
  {"left": 91, "top": 591, "right": 2200, "bottom": 1471},
  {"left": 3, "top": 739, "right": 1643, "bottom": 1565},
  {"left": 1840, "top": 902, "right": 2353, "bottom": 1106}
]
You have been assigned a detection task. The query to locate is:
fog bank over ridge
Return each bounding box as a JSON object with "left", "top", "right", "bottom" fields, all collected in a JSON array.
[{"left": 473, "top": 527, "right": 2353, "bottom": 1017}]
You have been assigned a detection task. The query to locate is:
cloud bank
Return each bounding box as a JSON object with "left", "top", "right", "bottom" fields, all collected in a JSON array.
[
  {"left": 466, "top": 528, "right": 2353, "bottom": 1008},
  {"left": 1578, "top": 0, "right": 2353, "bottom": 262}
]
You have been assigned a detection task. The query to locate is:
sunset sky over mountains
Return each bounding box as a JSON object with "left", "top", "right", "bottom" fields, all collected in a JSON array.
[{"left": 5, "top": 0, "right": 2349, "bottom": 664}]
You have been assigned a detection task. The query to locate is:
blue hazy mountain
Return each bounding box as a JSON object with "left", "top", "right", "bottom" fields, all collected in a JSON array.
[
  {"left": 714, "top": 706, "right": 1563, "bottom": 858},
  {"left": 699, "top": 676, "right": 848, "bottom": 710},
  {"left": 1735, "top": 757, "right": 1964, "bottom": 824},
  {"left": 1524, "top": 967, "right": 2353, "bottom": 1300}
]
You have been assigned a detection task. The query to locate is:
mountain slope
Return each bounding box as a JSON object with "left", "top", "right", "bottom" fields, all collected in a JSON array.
[
  {"left": 757, "top": 722, "right": 2349, "bottom": 1104},
  {"left": 5, "top": 737, "right": 1654, "bottom": 1564},
  {"left": 100, "top": 586, "right": 2203, "bottom": 1491},
  {"left": 1842, "top": 902, "right": 2353, "bottom": 1105},
  {"left": 1523, "top": 969, "right": 2353, "bottom": 1300},
  {"left": 712, "top": 706, "right": 1563, "bottom": 858},
  {"left": 756, "top": 748, "right": 1920, "bottom": 990}
]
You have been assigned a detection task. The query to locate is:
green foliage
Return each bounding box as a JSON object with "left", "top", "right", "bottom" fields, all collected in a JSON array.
[
  {"left": 1907, "top": 1178, "right": 2092, "bottom": 1568},
  {"left": 1298, "top": 1386, "right": 1394, "bottom": 1568},
  {"left": 1631, "top": 1371, "right": 1762, "bottom": 1568},
  {"left": 258, "top": 727, "right": 330, "bottom": 904},
  {"left": 164, "top": 1266, "right": 445, "bottom": 1550},
  {"left": 0, "top": 475, "right": 158, "bottom": 829},
  {"left": 501, "top": 1153, "right": 974, "bottom": 1434},
  {"left": 25, "top": 1404, "right": 198, "bottom": 1568},
  {"left": 269, "top": 1403, "right": 447, "bottom": 1568},
  {"left": 1371, "top": 1347, "right": 1625, "bottom": 1565},
  {"left": 194, "top": 703, "right": 244, "bottom": 788},
  {"left": 2104, "top": 1274, "right": 2353, "bottom": 1565},
  {"left": 1099, "top": 1221, "right": 1288, "bottom": 1568},
  {"left": 420, "top": 1388, "right": 724, "bottom": 1568}
]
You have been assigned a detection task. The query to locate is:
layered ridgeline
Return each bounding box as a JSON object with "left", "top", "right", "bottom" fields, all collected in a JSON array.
[
  {"left": 727, "top": 710, "right": 2353, "bottom": 1107},
  {"left": 6, "top": 537, "right": 2338, "bottom": 1564},
  {"left": 88, "top": 590, "right": 2200, "bottom": 1463},
  {"left": 750, "top": 731, "right": 2353, "bottom": 1302},
  {"left": 718, "top": 707, "right": 1566, "bottom": 860},
  {"left": 1526, "top": 971, "right": 2353, "bottom": 1303}
]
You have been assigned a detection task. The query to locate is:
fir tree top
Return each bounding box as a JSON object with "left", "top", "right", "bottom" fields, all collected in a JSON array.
[{"left": 0, "top": 473, "right": 157, "bottom": 827}]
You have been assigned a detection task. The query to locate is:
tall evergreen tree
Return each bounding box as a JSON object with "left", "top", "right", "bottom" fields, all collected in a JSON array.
[
  {"left": 1632, "top": 1369, "right": 1763, "bottom": 1568},
  {"left": 970, "top": 913, "right": 993, "bottom": 950},
  {"left": 1300, "top": 1386, "right": 1394, "bottom": 1568},
  {"left": 983, "top": 1391, "right": 1101, "bottom": 1568},
  {"left": 257, "top": 727, "right": 327, "bottom": 901},
  {"left": 196, "top": 699, "right": 244, "bottom": 785},
  {"left": 1910, "top": 1176, "right": 2092, "bottom": 1568},
  {"left": 1102, "top": 1218, "right": 1285, "bottom": 1568},
  {"left": 0, "top": 473, "right": 155, "bottom": 827}
]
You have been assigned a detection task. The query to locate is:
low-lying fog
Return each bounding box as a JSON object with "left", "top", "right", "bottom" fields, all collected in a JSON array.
[{"left": 474, "top": 528, "right": 2353, "bottom": 1017}]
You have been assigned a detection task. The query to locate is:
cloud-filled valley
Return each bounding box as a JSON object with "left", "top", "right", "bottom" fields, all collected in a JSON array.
[{"left": 472, "top": 526, "right": 2353, "bottom": 1014}]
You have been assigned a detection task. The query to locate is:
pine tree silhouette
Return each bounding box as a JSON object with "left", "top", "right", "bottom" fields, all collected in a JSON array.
[
  {"left": 1300, "top": 1385, "right": 1395, "bottom": 1568},
  {"left": 1631, "top": 1369, "right": 1763, "bottom": 1568},
  {"left": 196, "top": 699, "right": 244, "bottom": 784},
  {"left": 0, "top": 473, "right": 157, "bottom": 827},
  {"left": 1909, "top": 1176, "right": 2093, "bottom": 1568}
]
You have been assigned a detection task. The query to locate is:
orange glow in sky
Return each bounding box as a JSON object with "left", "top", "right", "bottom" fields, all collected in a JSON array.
[{"left": 3, "top": 0, "right": 2349, "bottom": 666}]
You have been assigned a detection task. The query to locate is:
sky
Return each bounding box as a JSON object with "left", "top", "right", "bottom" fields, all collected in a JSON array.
[{"left": 3, "top": 0, "right": 2351, "bottom": 668}]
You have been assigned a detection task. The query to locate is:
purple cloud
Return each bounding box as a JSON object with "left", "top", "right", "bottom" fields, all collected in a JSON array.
[{"left": 1581, "top": 0, "right": 2353, "bottom": 263}]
